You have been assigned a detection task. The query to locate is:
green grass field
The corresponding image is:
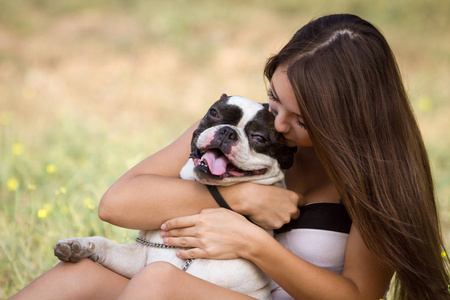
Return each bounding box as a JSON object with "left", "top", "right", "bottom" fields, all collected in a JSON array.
[{"left": 1, "top": 1, "right": 449, "bottom": 297}]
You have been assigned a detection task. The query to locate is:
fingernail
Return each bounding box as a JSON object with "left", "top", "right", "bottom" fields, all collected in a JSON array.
[
  {"left": 163, "top": 237, "right": 169, "bottom": 244},
  {"left": 161, "top": 223, "right": 167, "bottom": 230},
  {"left": 160, "top": 231, "right": 165, "bottom": 237},
  {"left": 176, "top": 251, "right": 181, "bottom": 257}
]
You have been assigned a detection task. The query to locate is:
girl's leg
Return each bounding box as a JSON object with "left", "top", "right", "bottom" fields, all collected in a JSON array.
[
  {"left": 117, "top": 261, "right": 256, "bottom": 300},
  {"left": 10, "top": 258, "right": 129, "bottom": 300}
]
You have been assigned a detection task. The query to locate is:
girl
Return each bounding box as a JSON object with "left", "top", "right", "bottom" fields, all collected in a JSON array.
[{"left": 12, "top": 13, "right": 449, "bottom": 300}]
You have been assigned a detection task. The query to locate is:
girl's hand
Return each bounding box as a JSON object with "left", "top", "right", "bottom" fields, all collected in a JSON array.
[
  {"left": 220, "top": 182, "right": 303, "bottom": 230},
  {"left": 160, "top": 208, "right": 269, "bottom": 260}
]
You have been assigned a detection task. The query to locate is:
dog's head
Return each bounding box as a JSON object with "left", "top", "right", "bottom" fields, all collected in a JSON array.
[{"left": 187, "top": 94, "right": 296, "bottom": 186}]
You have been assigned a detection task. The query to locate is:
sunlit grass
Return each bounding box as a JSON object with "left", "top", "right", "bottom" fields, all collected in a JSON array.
[{"left": 0, "top": 114, "right": 144, "bottom": 295}]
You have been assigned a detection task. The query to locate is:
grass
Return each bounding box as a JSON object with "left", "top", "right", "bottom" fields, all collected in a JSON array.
[{"left": 1, "top": 0, "right": 449, "bottom": 298}]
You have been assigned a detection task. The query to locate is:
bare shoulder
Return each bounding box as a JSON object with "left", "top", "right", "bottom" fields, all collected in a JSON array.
[{"left": 342, "top": 225, "right": 394, "bottom": 298}]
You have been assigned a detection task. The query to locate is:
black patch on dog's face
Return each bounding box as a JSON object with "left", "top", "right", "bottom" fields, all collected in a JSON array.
[
  {"left": 191, "top": 94, "right": 243, "bottom": 154},
  {"left": 201, "top": 94, "right": 243, "bottom": 127},
  {"left": 245, "top": 109, "right": 296, "bottom": 170}
]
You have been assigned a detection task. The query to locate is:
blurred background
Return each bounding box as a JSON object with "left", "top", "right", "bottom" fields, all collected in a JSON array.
[{"left": 1, "top": 0, "right": 449, "bottom": 297}]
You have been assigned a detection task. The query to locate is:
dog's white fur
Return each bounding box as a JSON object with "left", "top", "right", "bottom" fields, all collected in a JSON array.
[{"left": 54, "top": 96, "right": 291, "bottom": 300}]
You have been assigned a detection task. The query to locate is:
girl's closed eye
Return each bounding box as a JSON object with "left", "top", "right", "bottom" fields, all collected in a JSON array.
[
  {"left": 296, "top": 118, "right": 306, "bottom": 129},
  {"left": 268, "top": 89, "right": 306, "bottom": 129},
  {"left": 267, "top": 89, "right": 279, "bottom": 102},
  {"left": 267, "top": 91, "right": 277, "bottom": 116}
]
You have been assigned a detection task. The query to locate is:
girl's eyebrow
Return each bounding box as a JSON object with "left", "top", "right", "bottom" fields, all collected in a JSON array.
[
  {"left": 271, "top": 79, "right": 304, "bottom": 120},
  {"left": 269, "top": 80, "right": 281, "bottom": 102}
]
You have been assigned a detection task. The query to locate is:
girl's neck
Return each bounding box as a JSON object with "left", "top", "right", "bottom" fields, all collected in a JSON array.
[{"left": 285, "top": 147, "right": 340, "bottom": 204}]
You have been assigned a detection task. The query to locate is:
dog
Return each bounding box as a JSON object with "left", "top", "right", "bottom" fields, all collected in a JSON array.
[{"left": 54, "top": 94, "right": 295, "bottom": 299}]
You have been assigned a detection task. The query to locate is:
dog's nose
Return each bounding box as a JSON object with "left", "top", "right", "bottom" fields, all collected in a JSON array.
[{"left": 217, "top": 126, "right": 238, "bottom": 142}]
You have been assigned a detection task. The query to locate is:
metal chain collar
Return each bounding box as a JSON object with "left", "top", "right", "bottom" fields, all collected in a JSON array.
[{"left": 135, "top": 237, "right": 194, "bottom": 271}]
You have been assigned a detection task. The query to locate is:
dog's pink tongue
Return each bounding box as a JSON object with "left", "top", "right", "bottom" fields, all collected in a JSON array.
[{"left": 202, "top": 150, "right": 228, "bottom": 176}]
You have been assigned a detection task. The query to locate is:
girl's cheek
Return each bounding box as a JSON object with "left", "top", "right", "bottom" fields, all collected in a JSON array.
[{"left": 299, "top": 133, "right": 313, "bottom": 147}]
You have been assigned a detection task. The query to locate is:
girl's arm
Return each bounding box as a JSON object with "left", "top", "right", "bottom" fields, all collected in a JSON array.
[
  {"left": 98, "top": 122, "right": 300, "bottom": 230},
  {"left": 249, "top": 225, "right": 394, "bottom": 300},
  {"left": 162, "top": 209, "right": 393, "bottom": 300}
]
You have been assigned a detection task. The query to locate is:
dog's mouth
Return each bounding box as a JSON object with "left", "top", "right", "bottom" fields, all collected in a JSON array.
[{"left": 191, "top": 148, "right": 267, "bottom": 178}]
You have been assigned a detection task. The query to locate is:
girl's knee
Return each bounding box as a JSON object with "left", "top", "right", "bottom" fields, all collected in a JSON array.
[
  {"left": 55, "top": 258, "right": 97, "bottom": 273},
  {"left": 135, "top": 262, "right": 189, "bottom": 289},
  {"left": 13, "top": 258, "right": 127, "bottom": 299},
  {"left": 140, "top": 261, "right": 182, "bottom": 282},
  {"left": 119, "top": 262, "right": 183, "bottom": 299},
  {"left": 56, "top": 258, "right": 128, "bottom": 287},
  {"left": 55, "top": 258, "right": 107, "bottom": 279}
]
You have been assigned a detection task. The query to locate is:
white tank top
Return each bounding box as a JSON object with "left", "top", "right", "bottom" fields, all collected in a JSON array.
[{"left": 271, "top": 202, "right": 352, "bottom": 300}]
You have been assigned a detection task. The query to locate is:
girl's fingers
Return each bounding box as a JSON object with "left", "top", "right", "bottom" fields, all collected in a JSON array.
[
  {"left": 163, "top": 236, "right": 201, "bottom": 249},
  {"left": 176, "top": 248, "right": 207, "bottom": 259},
  {"left": 161, "top": 215, "right": 197, "bottom": 231},
  {"left": 161, "top": 227, "right": 196, "bottom": 238},
  {"left": 162, "top": 208, "right": 233, "bottom": 231}
]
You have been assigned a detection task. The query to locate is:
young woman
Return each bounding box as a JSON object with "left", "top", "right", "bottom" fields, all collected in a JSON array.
[{"left": 12, "top": 14, "right": 449, "bottom": 300}]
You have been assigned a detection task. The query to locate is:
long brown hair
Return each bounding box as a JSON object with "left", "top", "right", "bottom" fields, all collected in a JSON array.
[{"left": 265, "top": 14, "right": 449, "bottom": 299}]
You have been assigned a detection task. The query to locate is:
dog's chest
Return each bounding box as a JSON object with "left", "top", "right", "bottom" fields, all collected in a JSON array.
[{"left": 138, "top": 229, "right": 269, "bottom": 294}]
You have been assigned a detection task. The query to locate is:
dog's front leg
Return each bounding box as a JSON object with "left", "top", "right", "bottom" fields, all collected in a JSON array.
[{"left": 54, "top": 237, "right": 146, "bottom": 278}]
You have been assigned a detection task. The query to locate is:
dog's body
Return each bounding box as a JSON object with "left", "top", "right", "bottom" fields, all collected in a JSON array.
[{"left": 54, "top": 94, "right": 295, "bottom": 299}]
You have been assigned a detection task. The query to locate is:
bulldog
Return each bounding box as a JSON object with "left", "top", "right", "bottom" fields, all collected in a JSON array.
[{"left": 54, "top": 94, "right": 295, "bottom": 300}]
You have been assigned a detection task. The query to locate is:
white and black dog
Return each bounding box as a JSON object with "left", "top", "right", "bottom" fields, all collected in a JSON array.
[{"left": 54, "top": 94, "right": 295, "bottom": 299}]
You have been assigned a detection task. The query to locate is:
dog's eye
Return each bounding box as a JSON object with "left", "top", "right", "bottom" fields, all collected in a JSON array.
[
  {"left": 252, "top": 134, "right": 267, "bottom": 143},
  {"left": 209, "top": 108, "right": 219, "bottom": 118}
]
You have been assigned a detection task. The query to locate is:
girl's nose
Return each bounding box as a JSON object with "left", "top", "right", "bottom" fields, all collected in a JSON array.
[{"left": 274, "top": 114, "right": 289, "bottom": 134}]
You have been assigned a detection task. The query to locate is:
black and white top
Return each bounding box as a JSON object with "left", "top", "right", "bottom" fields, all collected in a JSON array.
[{"left": 271, "top": 202, "right": 352, "bottom": 300}]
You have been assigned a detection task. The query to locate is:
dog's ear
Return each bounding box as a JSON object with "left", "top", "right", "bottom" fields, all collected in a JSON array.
[
  {"left": 220, "top": 93, "right": 228, "bottom": 101},
  {"left": 278, "top": 146, "right": 297, "bottom": 170}
]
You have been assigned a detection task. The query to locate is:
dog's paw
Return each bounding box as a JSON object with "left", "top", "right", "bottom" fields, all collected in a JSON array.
[{"left": 54, "top": 238, "right": 96, "bottom": 263}]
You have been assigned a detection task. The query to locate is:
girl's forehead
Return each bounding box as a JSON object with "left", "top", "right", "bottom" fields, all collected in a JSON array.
[{"left": 271, "top": 69, "right": 302, "bottom": 116}]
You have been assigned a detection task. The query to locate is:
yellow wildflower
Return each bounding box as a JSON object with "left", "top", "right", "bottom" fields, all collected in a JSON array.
[
  {"left": 37, "top": 209, "right": 48, "bottom": 218},
  {"left": 38, "top": 204, "right": 52, "bottom": 218},
  {"left": 27, "top": 184, "right": 36, "bottom": 191},
  {"left": 7, "top": 178, "right": 19, "bottom": 191},
  {"left": 442, "top": 251, "right": 447, "bottom": 258},
  {"left": 84, "top": 198, "right": 95, "bottom": 210},
  {"left": 46, "top": 164, "right": 56, "bottom": 174},
  {"left": 12, "top": 143, "right": 24, "bottom": 155}
]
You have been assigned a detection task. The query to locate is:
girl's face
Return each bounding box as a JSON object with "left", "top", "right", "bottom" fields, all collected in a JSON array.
[{"left": 268, "top": 66, "right": 313, "bottom": 148}]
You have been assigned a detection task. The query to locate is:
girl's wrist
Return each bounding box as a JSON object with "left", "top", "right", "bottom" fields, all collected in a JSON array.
[
  {"left": 217, "top": 184, "right": 250, "bottom": 215},
  {"left": 238, "top": 225, "right": 273, "bottom": 260}
]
